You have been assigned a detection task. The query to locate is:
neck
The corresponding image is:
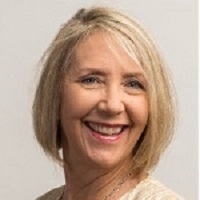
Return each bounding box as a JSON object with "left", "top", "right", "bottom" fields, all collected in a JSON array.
[{"left": 62, "top": 160, "right": 142, "bottom": 200}]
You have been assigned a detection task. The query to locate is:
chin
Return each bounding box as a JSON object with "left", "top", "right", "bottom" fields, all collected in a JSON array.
[{"left": 85, "top": 149, "right": 131, "bottom": 170}]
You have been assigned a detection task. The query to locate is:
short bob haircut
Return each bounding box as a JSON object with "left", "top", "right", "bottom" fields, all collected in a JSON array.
[{"left": 33, "top": 7, "right": 175, "bottom": 174}]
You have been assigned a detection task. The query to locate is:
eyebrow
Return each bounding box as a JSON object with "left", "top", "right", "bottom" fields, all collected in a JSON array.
[
  {"left": 76, "top": 67, "right": 145, "bottom": 78},
  {"left": 77, "top": 67, "right": 107, "bottom": 76},
  {"left": 123, "top": 72, "right": 145, "bottom": 78}
]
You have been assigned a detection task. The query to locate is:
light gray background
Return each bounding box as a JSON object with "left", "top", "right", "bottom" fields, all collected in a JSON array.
[{"left": 0, "top": 0, "right": 198, "bottom": 199}]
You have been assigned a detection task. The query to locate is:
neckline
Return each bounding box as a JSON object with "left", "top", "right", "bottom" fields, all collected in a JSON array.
[
  {"left": 119, "top": 175, "right": 152, "bottom": 199},
  {"left": 57, "top": 175, "right": 152, "bottom": 200}
]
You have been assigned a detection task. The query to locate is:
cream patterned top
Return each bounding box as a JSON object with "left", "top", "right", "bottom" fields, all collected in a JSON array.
[
  {"left": 119, "top": 176, "right": 183, "bottom": 200},
  {"left": 36, "top": 176, "right": 184, "bottom": 200}
]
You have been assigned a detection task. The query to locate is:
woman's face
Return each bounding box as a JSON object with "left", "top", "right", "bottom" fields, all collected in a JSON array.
[{"left": 60, "top": 31, "right": 149, "bottom": 169}]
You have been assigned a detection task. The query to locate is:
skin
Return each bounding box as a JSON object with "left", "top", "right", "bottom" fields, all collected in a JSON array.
[{"left": 60, "top": 31, "right": 149, "bottom": 200}]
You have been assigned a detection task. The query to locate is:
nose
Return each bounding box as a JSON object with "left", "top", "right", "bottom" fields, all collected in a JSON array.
[{"left": 97, "top": 86, "right": 125, "bottom": 116}]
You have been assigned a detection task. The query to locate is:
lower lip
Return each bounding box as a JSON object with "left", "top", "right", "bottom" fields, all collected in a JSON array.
[
  {"left": 85, "top": 124, "right": 124, "bottom": 144},
  {"left": 91, "top": 131, "right": 122, "bottom": 143}
]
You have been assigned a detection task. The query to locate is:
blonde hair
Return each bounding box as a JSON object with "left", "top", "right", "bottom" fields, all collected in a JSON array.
[{"left": 33, "top": 7, "right": 175, "bottom": 174}]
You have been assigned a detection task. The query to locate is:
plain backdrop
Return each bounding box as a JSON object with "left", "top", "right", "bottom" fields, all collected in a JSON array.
[{"left": 0, "top": 0, "right": 198, "bottom": 199}]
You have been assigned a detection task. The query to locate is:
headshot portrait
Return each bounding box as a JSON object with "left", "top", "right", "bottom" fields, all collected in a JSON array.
[{"left": 0, "top": 1, "right": 197, "bottom": 200}]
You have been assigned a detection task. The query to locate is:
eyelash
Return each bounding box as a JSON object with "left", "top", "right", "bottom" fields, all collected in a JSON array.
[
  {"left": 125, "top": 80, "right": 145, "bottom": 90},
  {"left": 79, "top": 76, "right": 101, "bottom": 84},
  {"left": 79, "top": 76, "right": 145, "bottom": 90}
]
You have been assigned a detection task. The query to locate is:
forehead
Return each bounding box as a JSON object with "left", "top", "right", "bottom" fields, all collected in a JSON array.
[{"left": 73, "top": 30, "right": 142, "bottom": 73}]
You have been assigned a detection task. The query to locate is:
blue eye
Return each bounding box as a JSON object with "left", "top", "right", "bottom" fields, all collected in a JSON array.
[
  {"left": 80, "top": 77, "right": 100, "bottom": 84},
  {"left": 126, "top": 80, "right": 144, "bottom": 89}
]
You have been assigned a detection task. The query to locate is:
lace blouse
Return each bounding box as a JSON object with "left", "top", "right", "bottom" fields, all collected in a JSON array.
[{"left": 36, "top": 176, "right": 184, "bottom": 200}]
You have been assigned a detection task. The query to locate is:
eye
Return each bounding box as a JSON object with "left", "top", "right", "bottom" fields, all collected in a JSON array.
[
  {"left": 80, "top": 76, "right": 100, "bottom": 84},
  {"left": 126, "top": 80, "right": 145, "bottom": 90},
  {"left": 78, "top": 75, "right": 104, "bottom": 89}
]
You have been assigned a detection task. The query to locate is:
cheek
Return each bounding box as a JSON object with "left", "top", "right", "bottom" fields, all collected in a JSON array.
[
  {"left": 128, "top": 97, "right": 149, "bottom": 126},
  {"left": 60, "top": 87, "right": 99, "bottom": 120}
]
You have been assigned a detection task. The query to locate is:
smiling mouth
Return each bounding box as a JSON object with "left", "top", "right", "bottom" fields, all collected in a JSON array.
[{"left": 85, "top": 122, "right": 128, "bottom": 136}]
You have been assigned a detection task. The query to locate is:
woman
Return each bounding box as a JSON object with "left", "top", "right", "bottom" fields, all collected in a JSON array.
[{"left": 33, "top": 7, "right": 183, "bottom": 200}]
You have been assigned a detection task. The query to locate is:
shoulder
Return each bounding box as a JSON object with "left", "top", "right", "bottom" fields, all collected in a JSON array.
[
  {"left": 121, "top": 176, "right": 184, "bottom": 200},
  {"left": 36, "top": 185, "right": 64, "bottom": 200}
]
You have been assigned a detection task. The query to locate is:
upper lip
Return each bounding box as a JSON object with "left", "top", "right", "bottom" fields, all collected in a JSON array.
[{"left": 84, "top": 120, "right": 130, "bottom": 127}]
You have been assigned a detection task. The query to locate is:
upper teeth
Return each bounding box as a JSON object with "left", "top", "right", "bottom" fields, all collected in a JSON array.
[{"left": 88, "top": 122, "right": 123, "bottom": 135}]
